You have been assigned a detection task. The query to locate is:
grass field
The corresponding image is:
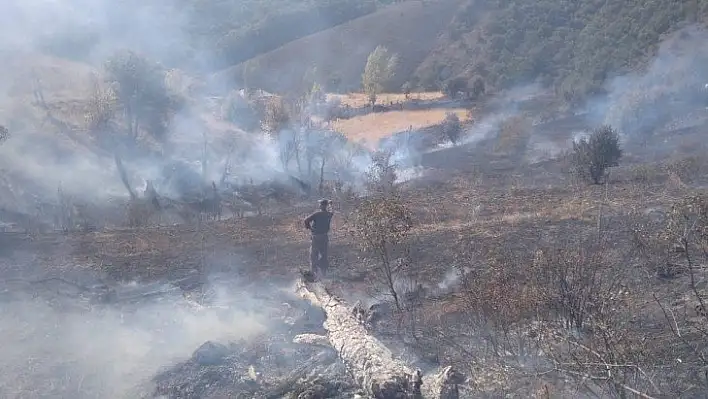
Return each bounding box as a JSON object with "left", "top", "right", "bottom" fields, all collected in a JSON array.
[
  {"left": 331, "top": 107, "right": 469, "bottom": 146},
  {"left": 326, "top": 91, "right": 445, "bottom": 108}
]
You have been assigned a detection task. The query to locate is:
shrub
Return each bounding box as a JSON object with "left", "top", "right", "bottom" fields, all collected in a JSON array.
[
  {"left": 571, "top": 125, "right": 622, "bottom": 184},
  {"left": 441, "top": 112, "right": 462, "bottom": 145}
]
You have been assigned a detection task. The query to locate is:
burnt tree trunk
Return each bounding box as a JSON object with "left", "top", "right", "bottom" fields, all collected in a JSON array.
[{"left": 295, "top": 278, "right": 464, "bottom": 399}]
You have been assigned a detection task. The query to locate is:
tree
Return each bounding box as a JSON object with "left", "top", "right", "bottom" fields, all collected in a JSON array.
[
  {"left": 401, "top": 81, "right": 413, "bottom": 99},
  {"left": 362, "top": 45, "right": 398, "bottom": 106},
  {"left": 442, "top": 112, "right": 462, "bottom": 145},
  {"left": 571, "top": 125, "right": 623, "bottom": 184},
  {"left": 471, "top": 76, "right": 486, "bottom": 99},
  {"left": 104, "top": 50, "right": 177, "bottom": 142},
  {"left": 85, "top": 74, "right": 117, "bottom": 133},
  {"left": 261, "top": 97, "right": 291, "bottom": 134},
  {"left": 365, "top": 150, "right": 398, "bottom": 196},
  {"left": 0, "top": 125, "right": 8, "bottom": 143},
  {"left": 442, "top": 77, "right": 468, "bottom": 99},
  {"left": 349, "top": 193, "right": 413, "bottom": 311}
]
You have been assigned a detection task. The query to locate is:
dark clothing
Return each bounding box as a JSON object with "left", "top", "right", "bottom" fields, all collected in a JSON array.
[
  {"left": 304, "top": 211, "right": 333, "bottom": 235},
  {"left": 310, "top": 234, "right": 329, "bottom": 274},
  {"left": 304, "top": 210, "right": 333, "bottom": 275}
]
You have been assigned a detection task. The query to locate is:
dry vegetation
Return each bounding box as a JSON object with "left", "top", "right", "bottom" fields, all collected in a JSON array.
[
  {"left": 327, "top": 92, "right": 445, "bottom": 108},
  {"left": 332, "top": 108, "right": 469, "bottom": 146}
]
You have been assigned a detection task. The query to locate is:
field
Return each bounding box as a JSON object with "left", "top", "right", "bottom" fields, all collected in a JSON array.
[
  {"left": 326, "top": 92, "right": 446, "bottom": 108},
  {"left": 331, "top": 107, "right": 469, "bottom": 146}
]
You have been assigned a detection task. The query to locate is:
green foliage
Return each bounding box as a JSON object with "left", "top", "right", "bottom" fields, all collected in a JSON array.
[
  {"left": 442, "top": 112, "right": 462, "bottom": 145},
  {"left": 362, "top": 46, "right": 399, "bottom": 105},
  {"left": 428, "top": 0, "right": 708, "bottom": 101},
  {"left": 471, "top": 77, "right": 485, "bottom": 99},
  {"left": 571, "top": 125, "right": 623, "bottom": 184},
  {"left": 442, "top": 77, "right": 468, "bottom": 99},
  {"left": 104, "top": 50, "right": 179, "bottom": 141}
]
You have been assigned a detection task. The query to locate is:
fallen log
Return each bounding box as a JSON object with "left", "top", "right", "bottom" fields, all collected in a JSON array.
[
  {"left": 295, "top": 278, "right": 463, "bottom": 399},
  {"left": 264, "top": 350, "right": 337, "bottom": 399}
]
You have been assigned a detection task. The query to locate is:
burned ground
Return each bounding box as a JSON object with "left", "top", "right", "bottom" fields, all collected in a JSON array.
[{"left": 2, "top": 111, "right": 708, "bottom": 397}]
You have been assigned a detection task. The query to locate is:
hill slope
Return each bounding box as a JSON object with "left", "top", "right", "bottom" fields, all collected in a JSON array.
[
  {"left": 212, "top": 0, "right": 463, "bottom": 94},
  {"left": 210, "top": 0, "right": 708, "bottom": 103},
  {"left": 414, "top": 0, "right": 708, "bottom": 99}
]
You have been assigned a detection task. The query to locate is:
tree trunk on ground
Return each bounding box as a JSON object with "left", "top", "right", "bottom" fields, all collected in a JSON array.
[{"left": 295, "top": 278, "right": 464, "bottom": 399}]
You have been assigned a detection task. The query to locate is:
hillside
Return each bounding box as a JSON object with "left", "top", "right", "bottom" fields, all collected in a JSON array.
[
  {"left": 212, "top": 0, "right": 463, "bottom": 94},
  {"left": 414, "top": 0, "right": 708, "bottom": 99},
  {"left": 208, "top": 0, "right": 708, "bottom": 104}
]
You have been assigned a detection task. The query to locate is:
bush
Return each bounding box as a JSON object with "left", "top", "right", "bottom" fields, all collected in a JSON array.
[
  {"left": 571, "top": 125, "right": 623, "bottom": 184},
  {"left": 349, "top": 193, "right": 413, "bottom": 310},
  {"left": 442, "top": 77, "right": 468, "bottom": 99},
  {"left": 441, "top": 112, "right": 462, "bottom": 145}
]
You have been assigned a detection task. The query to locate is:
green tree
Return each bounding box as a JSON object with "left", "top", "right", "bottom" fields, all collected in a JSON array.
[
  {"left": 442, "top": 77, "right": 468, "bottom": 99},
  {"left": 104, "top": 50, "right": 177, "bottom": 141},
  {"left": 571, "top": 125, "right": 623, "bottom": 184},
  {"left": 471, "top": 77, "right": 485, "bottom": 99},
  {"left": 362, "top": 45, "right": 399, "bottom": 106},
  {"left": 442, "top": 112, "right": 462, "bottom": 145}
]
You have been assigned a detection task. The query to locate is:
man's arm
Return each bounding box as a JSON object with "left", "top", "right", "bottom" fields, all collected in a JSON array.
[{"left": 304, "top": 213, "right": 315, "bottom": 230}]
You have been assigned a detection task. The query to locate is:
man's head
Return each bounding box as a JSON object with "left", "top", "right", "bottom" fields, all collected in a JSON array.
[{"left": 318, "top": 199, "right": 330, "bottom": 210}]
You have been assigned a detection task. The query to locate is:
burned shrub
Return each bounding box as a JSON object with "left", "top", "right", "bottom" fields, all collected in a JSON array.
[{"left": 349, "top": 193, "right": 413, "bottom": 311}]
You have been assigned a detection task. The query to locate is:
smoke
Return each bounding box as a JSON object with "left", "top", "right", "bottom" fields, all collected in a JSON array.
[
  {"left": 0, "top": 277, "right": 270, "bottom": 398},
  {"left": 584, "top": 25, "right": 708, "bottom": 139}
]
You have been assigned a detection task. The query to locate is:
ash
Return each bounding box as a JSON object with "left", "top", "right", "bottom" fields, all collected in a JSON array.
[{"left": 0, "top": 275, "right": 360, "bottom": 399}]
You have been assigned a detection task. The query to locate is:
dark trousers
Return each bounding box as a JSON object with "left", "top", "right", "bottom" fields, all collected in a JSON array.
[{"left": 310, "top": 234, "right": 329, "bottom": 274}]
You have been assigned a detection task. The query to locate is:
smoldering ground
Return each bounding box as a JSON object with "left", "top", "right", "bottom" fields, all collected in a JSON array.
[
  {"left": 0, "top": 276, "right": 273, "bottom": 399},
  {"left": 584, "top": 25, "right": 708, "bottom": 141}
]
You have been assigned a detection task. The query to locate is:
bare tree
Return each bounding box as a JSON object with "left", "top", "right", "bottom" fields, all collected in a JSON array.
[
  {"left": 85, "top": 74, "right": 117, "bottom": 133},
  {"left": 349, "top": 192, "right": 413, "bottom": 311},
  {"left": 401, "top": 82, "right": 413, "bottom": 100},
  {"left": 365, "top": 150, "right": 398, "bottom": 196},
  {"left": 262, "top": 97, "right": 290, "bottom": 134}
]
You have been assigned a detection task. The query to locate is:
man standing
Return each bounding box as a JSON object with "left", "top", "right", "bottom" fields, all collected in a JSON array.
[{"left": 304, "top": 199, "right": 334, "bottom": 276}]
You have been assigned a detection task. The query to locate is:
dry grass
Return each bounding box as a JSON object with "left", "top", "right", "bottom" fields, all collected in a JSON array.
[
  {"left": 327, "top": 91, "right": 445, "bottom": 108},
  {"left": 332, "top": 108, "right": 469, "bottom": 147},
  {"left": 0, "top": 51, "right": 97, "bottom": 102}
]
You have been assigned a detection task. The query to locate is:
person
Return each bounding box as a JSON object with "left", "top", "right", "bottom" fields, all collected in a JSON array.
[{"left": 304, "top": 199, "right": 334, "bottom": 276}]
